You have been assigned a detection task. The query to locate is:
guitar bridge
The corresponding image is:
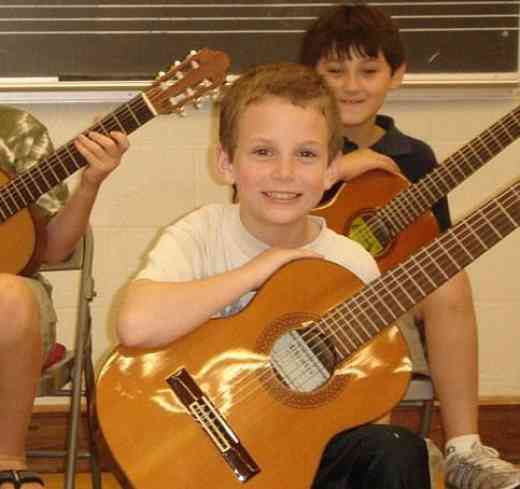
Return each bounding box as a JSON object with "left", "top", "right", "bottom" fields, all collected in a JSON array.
[{"left": 167, "top": 368, "right": 260, "bottom": 483}]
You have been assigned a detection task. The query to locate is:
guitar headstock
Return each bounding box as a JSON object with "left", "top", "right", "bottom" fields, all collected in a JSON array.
[{"left": 147, "top": 48, "right": 231, "bottom": 116}]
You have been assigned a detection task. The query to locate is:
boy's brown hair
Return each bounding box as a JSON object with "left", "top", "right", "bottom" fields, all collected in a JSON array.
[
  {"left": 300, "top": 3, "right": 406, "bottom": 73},
  {"left": 219, "top": 62, "right": 343, "bottom": 163}
]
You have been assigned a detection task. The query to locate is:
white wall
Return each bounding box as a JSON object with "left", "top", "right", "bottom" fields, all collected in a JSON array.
[{"left": 12, "top": 86, "right": 520, "bottom": 398}]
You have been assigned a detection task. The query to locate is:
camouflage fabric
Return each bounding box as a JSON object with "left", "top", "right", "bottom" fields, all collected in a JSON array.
[{"left": 0, "top": 104, "right": 68, "bottom": 216}]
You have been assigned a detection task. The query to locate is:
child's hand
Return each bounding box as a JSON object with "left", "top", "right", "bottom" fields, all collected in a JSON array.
[
  {"left": 246, "top": 247, "right": 322, "bottom": 290},
  {"left": 75, "top": 131, "right": 130, "bottom": 188},
  {"left": 329, "top": 148, "right": 400, "bottom": 185}
]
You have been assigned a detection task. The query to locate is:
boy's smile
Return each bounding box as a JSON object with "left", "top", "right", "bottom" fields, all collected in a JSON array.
[
  {"left": 217, "top": 96, "right": 335, "bottom": 247},
  {"left": 316, "top": 50, "right": 404, "bottom": 144}
]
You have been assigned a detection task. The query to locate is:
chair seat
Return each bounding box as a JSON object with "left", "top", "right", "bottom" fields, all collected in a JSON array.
[{"left": 37, "top": 343, "right": 74, "bottom": 396}]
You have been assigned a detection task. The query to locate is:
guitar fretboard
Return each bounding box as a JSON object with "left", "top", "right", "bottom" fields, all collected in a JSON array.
[
  {"left": 321, "top": 181, "right": 520, "bottom": 362},
  {"left": 379, "top": 105, "right": 520, "bottom": 236},
  {"left": 0, "top": 94, "right": 155, "bottom": 222}
]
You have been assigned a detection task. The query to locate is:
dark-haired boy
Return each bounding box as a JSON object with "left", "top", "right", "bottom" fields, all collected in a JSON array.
[{"left": 301, "top": 4, "right": 520, "bottom": 489}]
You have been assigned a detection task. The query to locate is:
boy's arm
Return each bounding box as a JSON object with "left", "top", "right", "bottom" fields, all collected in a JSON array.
[
  {"left": 43, "top": 131, "right": 129, "bottom": 264},
  {"left": 117, "top": 247, "right": 320, "bottom": 349},
  {"left": 416, "top": 270, "right": 478, "bottom": 356},
  {"left": 329, "top": 148, "right": 401, "bottom": 185}
]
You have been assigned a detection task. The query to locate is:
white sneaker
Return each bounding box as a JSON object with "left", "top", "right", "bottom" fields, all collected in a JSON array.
[{"left": 445, "top": 442, "right": 520, "bottom": 489}]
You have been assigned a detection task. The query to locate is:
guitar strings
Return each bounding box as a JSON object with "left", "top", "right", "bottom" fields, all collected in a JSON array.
[
  {"left": 0, "top": 95, "right": 149, "bottom": 216},
  {"left": 368, "top": 106, "right": 520, "bottom": 240},
  {"left": 334, "top": 107, "right": 520, "bottom": 247},
  {"left": 2, "top": 68, "right": 216, "bottom": 213},
  {"left": 206, "top": 188, "right": 519, "bottom": 415}
]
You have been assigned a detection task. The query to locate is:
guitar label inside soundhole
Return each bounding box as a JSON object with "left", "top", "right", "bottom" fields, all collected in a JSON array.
[
  {"left": 270, "top": 326, "right": 336, "bottom": 393},
  {"left": 347, "top": 213, "right": 390, "bottom": 256}
]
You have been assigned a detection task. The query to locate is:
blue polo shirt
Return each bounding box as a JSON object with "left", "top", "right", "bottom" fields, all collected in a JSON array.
[{"left": 323, "top": 114, "right": 451, "bottom": 233}]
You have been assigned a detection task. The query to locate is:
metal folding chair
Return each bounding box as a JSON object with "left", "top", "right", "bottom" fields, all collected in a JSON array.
[{"left": 28, "top": 227, "right": 102, "bottom": 489}]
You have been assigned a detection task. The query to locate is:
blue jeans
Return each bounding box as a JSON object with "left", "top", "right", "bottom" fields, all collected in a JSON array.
[{"left": 313, "top": 424, "right": 431, "bottom": 489}]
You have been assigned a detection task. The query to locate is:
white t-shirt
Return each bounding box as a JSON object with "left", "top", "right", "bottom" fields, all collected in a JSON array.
[{"left": 137, "top": 203, "right": 381, "bottom": 317}]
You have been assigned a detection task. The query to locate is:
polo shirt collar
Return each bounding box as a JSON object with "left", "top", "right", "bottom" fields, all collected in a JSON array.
[{"left": 343, "top": 114, "right": 412, "bottom": 157}]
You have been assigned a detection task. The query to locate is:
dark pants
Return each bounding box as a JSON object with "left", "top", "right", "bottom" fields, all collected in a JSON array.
[{"left": 312, "top": 424, "right": 431, "bottom": 489}]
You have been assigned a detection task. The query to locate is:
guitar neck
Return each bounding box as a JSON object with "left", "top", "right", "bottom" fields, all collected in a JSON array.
[
  {"left": 380, "top": 105, "right": 520, "bottom": 235},
  {"left": 326, "top": 180, "right": 520, "bottom": 362},
  {"left": 0, "top": 92, "right": 156, "bottom": 222}
]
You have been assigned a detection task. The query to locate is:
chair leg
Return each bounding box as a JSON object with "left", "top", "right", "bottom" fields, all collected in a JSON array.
[
  {"left": 419, "top": 399, "right": 435, "bottom": 438},
  {"left": 84, "top": 338, "right": 102, "bottom": 489},
  {"left": 64, "top": 300, "right": 93, "bottom": 489}
]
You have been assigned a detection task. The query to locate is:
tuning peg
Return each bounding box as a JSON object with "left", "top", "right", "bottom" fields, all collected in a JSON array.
[
  {"left": 210, "top": 88, "right": 223, "bottom": 101},
  {"left": 192, "top": 97, "right": 204, "bottom": 109}
]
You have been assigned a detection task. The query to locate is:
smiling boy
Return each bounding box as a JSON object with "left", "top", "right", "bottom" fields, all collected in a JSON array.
[{"left": 116, "top": 62, "right": 431, "bottom": 488}]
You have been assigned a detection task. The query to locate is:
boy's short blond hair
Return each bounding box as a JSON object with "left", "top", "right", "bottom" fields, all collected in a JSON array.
[{"left": 219, "top": 63, "right": 343, "bottom": 163}]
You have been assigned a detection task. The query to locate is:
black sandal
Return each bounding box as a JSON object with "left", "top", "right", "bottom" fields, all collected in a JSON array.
[{"left": 0, "top": 470, "right": 44, "bottom": 488}]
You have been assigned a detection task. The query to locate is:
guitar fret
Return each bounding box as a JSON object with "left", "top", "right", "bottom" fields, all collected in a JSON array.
[
  {"left": 96, "top": 119, "right": 110, "bottom": 136},
  {"left": 332, "top": 313, "right": 359, "bottom": 350},
  {"left": 0, "top": 192, "right": 15, "bottom": 217},
  {"left": 17, "top": 172, "right": 35, "bottom": 203},
  {"left": 112, "top": 112, "right": 127, "bottom": 133},
  {"left": 327, "top": 314, "right": 356, "bottom": 354},
  {"left": 411, "top": 256, "right": 435, "bottom": 296},
  {"left": 27, "top": 166, "right": 44, "bottom": 195},
  {"left": 464, "top": 220, "right": 489, "bottom": 253},
  {"left": 498, "top": 118, "right": 514, "bottom": 140},
  {"left": 64, "top": 144, "right": 82, "bottom": 170},
  {"left": 10, "top": 181, "right": 28, "bottom": 208},
  {"left": 386, "top": 200, "right": 408, "bottom": 231},
  {"left": 353, "top": 306, "right": 375, "bottom": 339},
  {"left": 438, "top": 237, "right": 469, "bottom": 269},
  {"left": 382, "top": 279, "right": 408, "bottom": 314},
  {"left": 482, "top": 212, "right": 504, "bottom": 239},
  {"left": 457, "top": 150, "right": 477, "bottom": 175},
  {"left": 444, "top": 158, "right": 466, "bottom": 182},
  {"left": 438, "top": 164, "right": 458, "bottom": 188},
  {"left": 467, "top": 144, "right": 486, "bottom": 164},
  {"left": 46, "top": 158, "right": 61, "bottom": 183},
  {"left": 389, "top": 269, "right": 416, "bottom": 307},
  {"left": 396, "top": 192, "right": 417, "bottom": 223},
  {"left": 328, "top": 323, "right": 352, "bottom": 357},
  {"left": 422, "top": 175, "right": 443, "bottom": 204},
  {"left": 35, "top": 165, "right": 53, "bottom": 191},
  {"left": 126, "top": 103, "right": 143, "bottom": 128},
  {"left": 497, "top": 199, "right": 520, "bottom": 228}
]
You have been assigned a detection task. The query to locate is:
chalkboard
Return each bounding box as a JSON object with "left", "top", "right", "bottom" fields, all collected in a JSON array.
[{"left": 1, "top": 1, "right": 518, "bottom": 80}]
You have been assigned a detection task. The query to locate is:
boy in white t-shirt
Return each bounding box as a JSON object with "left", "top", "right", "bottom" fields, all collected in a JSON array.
[{"left": 117, "top": 63, "right": 430, "bottom": 488}]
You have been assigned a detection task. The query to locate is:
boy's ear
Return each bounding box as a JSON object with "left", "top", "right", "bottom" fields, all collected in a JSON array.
[
  {"left": 216, "top": 144, "right": 236, "bottom": 184},
  {"left": 390, "top": 63, "right": 407, "bottom": 89}
]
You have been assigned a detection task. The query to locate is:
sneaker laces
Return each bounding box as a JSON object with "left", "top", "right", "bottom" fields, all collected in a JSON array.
[{"left": 446, "top": 442, "right": 520, "bottom": 489}]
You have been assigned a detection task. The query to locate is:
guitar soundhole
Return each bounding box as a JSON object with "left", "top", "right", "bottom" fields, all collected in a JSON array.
[
  {"left": 346, "top": 211, "right": 393, "bottom": 257},
  {"left": 270, "top": 326, "right": 337, "bottom": 393}
]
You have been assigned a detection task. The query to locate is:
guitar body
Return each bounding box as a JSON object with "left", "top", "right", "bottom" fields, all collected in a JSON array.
[
  {"left": 0, "top": 168, "right": 45, "bottom": 275},
  {"left": 313, "top": 170, "right": 439, "bottom": 272},
  {"left": 97, "top": 259, "right": 411, "bottom": 489}
]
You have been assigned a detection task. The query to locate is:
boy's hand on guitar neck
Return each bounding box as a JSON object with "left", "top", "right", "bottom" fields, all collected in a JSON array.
[
  {"left": 74, "top": 130, "right": 129, "bottom": 192},
  {"left": 329, "top": 148, "right": 401, "bottom": 186}
]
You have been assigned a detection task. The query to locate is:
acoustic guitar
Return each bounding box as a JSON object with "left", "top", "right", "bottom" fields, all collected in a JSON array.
[
  {"left": 97, "top": 179, "right": 520, "bottom": 489},
  {"left": 313, "top": 104, "right": 520, "bottom": 271},
  {"left": 0, "top": 48, "right": 230, "bottom": 276}
]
